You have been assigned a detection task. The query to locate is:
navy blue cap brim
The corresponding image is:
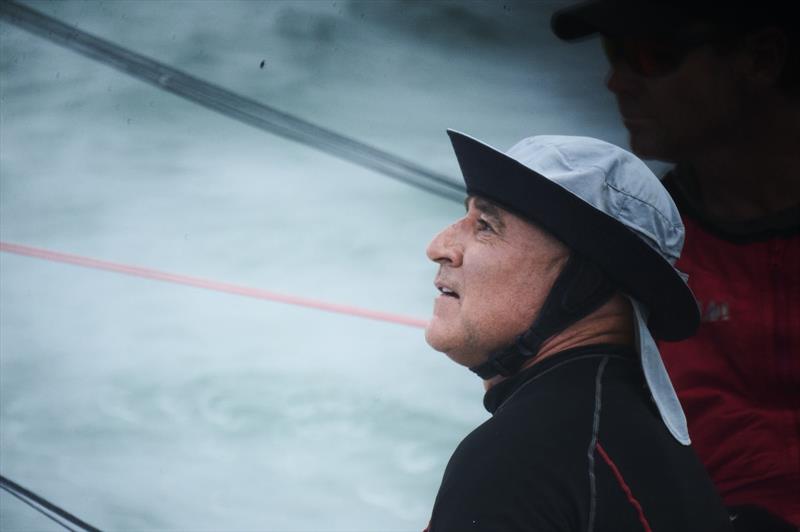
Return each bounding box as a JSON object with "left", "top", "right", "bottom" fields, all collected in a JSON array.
[{"left": 551, "top": 0, "right": 689, "bottom": 40}]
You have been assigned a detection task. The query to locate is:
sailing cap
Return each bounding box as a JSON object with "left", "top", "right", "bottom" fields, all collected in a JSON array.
[
  {"left": 552, "top": 0, "right": 691, "bottom": 40},
  {"left": 551, "top": 0, "right": 791, "bottom": 40},
  {"left": 447, "top": 130, "right": 699, "bottom": 444}
]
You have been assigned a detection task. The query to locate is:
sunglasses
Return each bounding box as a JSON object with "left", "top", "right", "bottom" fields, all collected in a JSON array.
[{"left": 601, "top": 33, "right": 717, "bottom": 77}]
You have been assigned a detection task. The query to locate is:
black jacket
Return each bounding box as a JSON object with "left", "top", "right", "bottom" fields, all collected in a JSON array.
[{"left": 428, "top": 344, "right": 732, "bottom": 532}]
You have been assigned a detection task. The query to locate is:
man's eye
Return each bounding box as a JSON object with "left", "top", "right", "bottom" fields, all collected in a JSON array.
[{"left": 477, "top": 218, "right": 494, "bottom": 232}]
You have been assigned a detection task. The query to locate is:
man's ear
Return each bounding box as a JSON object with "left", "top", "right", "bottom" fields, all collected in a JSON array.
[{"left": 741, "top": 27, "right": 789, "bottom": 89}]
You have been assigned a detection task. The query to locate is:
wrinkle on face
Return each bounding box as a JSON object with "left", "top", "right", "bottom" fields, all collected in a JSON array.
[{"left": 425, "top": 196, "right": 569, "bottom": 368}]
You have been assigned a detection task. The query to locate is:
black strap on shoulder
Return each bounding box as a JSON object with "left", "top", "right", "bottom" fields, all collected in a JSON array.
[{"left": 470, "top": 254, "right": 617, "bottom": 379}]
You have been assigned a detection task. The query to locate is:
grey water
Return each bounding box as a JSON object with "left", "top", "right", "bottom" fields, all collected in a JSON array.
[{"left": 0, "top": 1, "right": 650, "bottom": 530}]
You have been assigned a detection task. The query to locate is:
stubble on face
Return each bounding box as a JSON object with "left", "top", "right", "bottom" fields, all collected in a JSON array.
[{"left": 425, "top": 198, "right": 569, "bottom": 368}]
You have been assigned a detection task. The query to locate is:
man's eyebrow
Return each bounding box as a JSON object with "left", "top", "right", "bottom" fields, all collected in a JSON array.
[{"left": 468, "top": 196, "right": 506, "bottom": 230}]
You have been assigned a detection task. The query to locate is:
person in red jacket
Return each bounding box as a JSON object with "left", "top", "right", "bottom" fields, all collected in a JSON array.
[{"left": 551, "top": 2, "right": 800, "bottom": 530}]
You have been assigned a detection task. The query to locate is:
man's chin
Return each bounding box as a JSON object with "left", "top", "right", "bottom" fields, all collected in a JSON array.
[
  {"left": 424, "top": 322, "right": 450, "bottom": 353},
  {"left": 427, "top": 335, "right": 486, "bottom": 372}
]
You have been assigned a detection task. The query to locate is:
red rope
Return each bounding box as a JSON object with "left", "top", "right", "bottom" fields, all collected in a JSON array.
[
  {"left": 596, "top": 442, "right": 654, "bottom": 532},
  {"left": 0, "top": 241, "right": 429, "bottom": 329}
]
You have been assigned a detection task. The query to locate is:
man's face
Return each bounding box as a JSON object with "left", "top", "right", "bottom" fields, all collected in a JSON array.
[
  {"left": 425, "top": 197, "right": 568, "bottom": 369},
  {"left": 604, "top": 34, "right": 745, "bottom": 162}
]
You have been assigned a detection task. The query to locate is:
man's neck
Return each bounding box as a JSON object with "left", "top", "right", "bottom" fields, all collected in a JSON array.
[{"left": 484, "top": 294, "right": 635, "bottom": 391}]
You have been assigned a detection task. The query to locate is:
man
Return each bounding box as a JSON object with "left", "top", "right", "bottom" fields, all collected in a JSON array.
[
  {"left": 551, "top": 2, "right": 799, "bottom": 529},
  {"left": 424, "top": 130, "right": 731, "bottom": 531}
]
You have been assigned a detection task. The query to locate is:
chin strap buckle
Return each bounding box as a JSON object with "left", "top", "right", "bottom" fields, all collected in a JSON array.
[
  {"left": 469, "top": 332, "right": 543, "bottom": 379},
  {"left": 469, "top": 254, "right": 616, "bottom": 381}
]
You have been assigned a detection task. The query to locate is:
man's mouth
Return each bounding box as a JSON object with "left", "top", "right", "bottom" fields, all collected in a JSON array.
[{"left": 436, "top": 283, "right": 460, "bottom": 299}]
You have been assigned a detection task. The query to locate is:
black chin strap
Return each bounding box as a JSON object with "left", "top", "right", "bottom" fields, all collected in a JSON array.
[{"left": 470, "top": 254, "right": 617, "bottom": 380}]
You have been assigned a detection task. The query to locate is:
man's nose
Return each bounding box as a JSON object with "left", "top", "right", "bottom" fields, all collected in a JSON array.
[{"left": 426, "top": 223, "right": 463, "bottom": 267}]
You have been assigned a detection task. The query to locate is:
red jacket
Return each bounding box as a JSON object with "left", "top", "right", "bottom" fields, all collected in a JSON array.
[{"left": 658, "top": 172, "right": 800, "bottom": 526}]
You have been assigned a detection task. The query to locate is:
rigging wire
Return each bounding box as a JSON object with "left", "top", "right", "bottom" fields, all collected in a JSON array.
[
  {"left": 0, "top": 0, "right": 466, "bottom": 202},
  {"left": 0, "top": 486, "right": 77, "bottom": 532},
  {"left": 0, "top": 241, "right": 429, "bottom": 329},
  {"left": 0, "top": 3, "right": 440, "bottom": 524},
  {"left": 0, "top": 474, "right": 102, "bottom": 532}
]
